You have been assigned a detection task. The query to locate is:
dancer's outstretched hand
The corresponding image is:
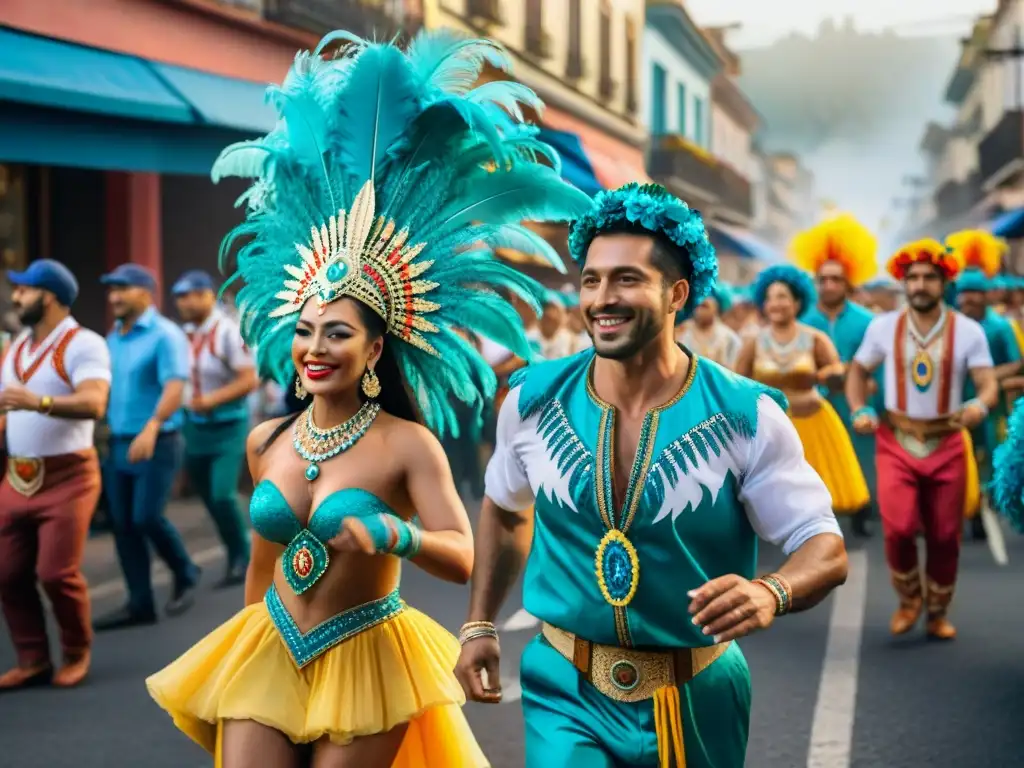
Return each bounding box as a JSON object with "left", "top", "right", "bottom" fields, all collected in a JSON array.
[
  {"left": 687, "top": 574, "right": 777, "bottom": 643},
  {"left": 455, "top": 635, "right": 503, "bottom": 704}
]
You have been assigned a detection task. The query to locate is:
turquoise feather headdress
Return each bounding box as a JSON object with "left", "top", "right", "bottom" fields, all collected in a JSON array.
[
  {"left": 752, "top": 264, "right": 816, "bottom": 313},
  {"left": 213, "top": 30, "right": 592, "bottom": 437}
]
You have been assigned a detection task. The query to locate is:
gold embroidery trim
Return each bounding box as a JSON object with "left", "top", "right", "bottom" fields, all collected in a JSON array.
[{"left": 7, "top": 457, "right": 44, "bottom": 498}]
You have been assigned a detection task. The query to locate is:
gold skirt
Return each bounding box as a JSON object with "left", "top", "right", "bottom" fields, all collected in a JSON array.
[
  {"left": 962, "top": 429, "right": 980, "bottom": 519},
  {"left": 145, "top": 599, "right": 488, "bottom": 767},
  {"left": 791, "top": 399, "right": 871, "bottom": 514}
]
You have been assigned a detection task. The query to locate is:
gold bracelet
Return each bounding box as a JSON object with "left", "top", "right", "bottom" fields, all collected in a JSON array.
[
  {"left": 753, "top": 573, "right": 792, "bottom": 616},
  {"left": 459, "top": 620, "right": 496, "bottom": 633},
  {"left": 39, "top": 396, "right": 54, "bottom": 415}
]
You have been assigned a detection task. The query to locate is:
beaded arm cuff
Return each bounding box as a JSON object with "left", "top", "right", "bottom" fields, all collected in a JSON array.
[
  {"left": 852, "top": 406, "right": 878, "bottom": 423},
  {"left": 753, "top": 573, "right": 793, "bottom": 616},
  {"left": 963, "top": 398, "right": 989, "bottom": 417},
  {"left": 361, "top": 514, "right": 422, "bottom": 559}
]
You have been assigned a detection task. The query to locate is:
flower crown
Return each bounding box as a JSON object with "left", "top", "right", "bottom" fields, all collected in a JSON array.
[
  {"left": 568, "top": 182, "right": 717, "bottom": 315},
  {"left": 271, "top": 180, "right": 440, "bottom": 356},
  {"left": 886, "top": 239, "right": 961, "bottom": 281},
  {"left": 789, "top": 214, "right": 877, "bottom": 287},
  {"left": 944, "top": 229, "right": 1007, "bottom": 278}
]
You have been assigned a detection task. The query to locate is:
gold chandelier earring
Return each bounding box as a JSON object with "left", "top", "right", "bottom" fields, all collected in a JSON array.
[
  {"left": 294, "top": 378, "right": 308, "bottom": 400},
  {"left": 361, "top": 367, "right": 381, "bottom": 399}
]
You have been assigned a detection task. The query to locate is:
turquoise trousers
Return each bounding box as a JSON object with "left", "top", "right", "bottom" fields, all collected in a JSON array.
[{"left": 520, "top": 635, "right": 751, "bottom": 767}]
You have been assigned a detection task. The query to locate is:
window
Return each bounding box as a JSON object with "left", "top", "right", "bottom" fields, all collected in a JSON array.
[
  {"left": 599, "top": 2, "right": 614, "bottom": 98},
  {"left": 567, "top": 0, "right": 583, "bottom": 79},
  {"left": 694, "top": 96, "right": 704, "bottom": 145},
  {"left": 525, "top": 0, "right": 547, "bottom": 56},
  {"left": 652, "top": 64, "right": 667, "bottom": 136},
  {"left": 676, "top": 83, "right": 687, "bottom": 136},
  {"left": 625, "top": 17, "right": 638, "bottom": 114}
]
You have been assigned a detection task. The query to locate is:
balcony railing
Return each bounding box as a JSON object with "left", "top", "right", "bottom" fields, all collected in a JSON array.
[
  {"left": 979, "top": 110, "right": 1024, "bottom": 186},
  {"left": 263, "top": 0, "right": 420, "bottom": 39},
  {"left": 649, "top": 136, "right": 753, "bottom": 219}
]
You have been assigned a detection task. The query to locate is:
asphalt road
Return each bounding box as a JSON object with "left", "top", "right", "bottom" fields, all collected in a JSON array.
[{"left": 1, "top": 501, "right": 1022, "bottom": 768}]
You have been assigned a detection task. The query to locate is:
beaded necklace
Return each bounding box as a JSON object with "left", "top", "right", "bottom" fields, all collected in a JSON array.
[{"left": 293, "top": 401, "right": 381, "bottom": 481}]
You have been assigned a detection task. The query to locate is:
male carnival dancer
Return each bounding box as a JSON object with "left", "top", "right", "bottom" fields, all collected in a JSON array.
[
  {"left": 796, "top": 215, "right": 881, "bottom": 536},
  {"left": 173, "top": 270, "right": 257, "bottom": 586},
  {"left": 847, "top": 240, "right": 997, "bottom": 640},
  {"left": 455, "top": 184, "right": 849, "bottom": 768},
  {"left": 0, "top": 260, "right": 110, "bottom": 689}
]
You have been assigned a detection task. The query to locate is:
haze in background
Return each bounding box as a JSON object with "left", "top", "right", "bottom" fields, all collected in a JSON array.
[{"left": 685, "top": 0, "right": 997, "bottom": 244}]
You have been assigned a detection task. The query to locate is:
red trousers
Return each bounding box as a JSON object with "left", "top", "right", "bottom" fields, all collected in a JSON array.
[
  {"left": 0, "top": 450, "right": 100, "bottom": 666},
  {"left": 876, "top": 425, "right": 965, "bottom": 591}
]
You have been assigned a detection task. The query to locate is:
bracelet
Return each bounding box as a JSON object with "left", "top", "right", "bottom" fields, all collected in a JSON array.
[
  {"left": 362, "top": 514, "right": 421, "bottom": 558},
  {"left": 38, "top": 396, "right": 54, "bottom": 415},
  {"left": 964, "top": 398, "right": 989, "bottom": 417},
  {"left": 458, "top": 621, "right": 498, "bottom": 646},
  {"left": 852, "top": 406, "right": 877, "bottom": 423},
  {"left": 753, "top": 573, "right": 793, "bottom": 616}
]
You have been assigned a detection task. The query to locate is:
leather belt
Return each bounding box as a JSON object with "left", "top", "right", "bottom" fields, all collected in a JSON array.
[
  {"left": 885, "top": 411, "right": 959, "bottom": 440},
  {"left": 542, "top": 623, "right": 729, "bottom": 703}
]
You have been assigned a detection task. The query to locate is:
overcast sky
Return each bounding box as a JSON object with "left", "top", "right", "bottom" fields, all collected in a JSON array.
[{"left": 685, "top": 0, "right": 998, "bottom": 48}]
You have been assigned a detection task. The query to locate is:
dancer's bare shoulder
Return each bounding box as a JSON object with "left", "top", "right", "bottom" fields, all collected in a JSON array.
[{"left": 246, "top": 416, "right": 294, "bottom": 480}]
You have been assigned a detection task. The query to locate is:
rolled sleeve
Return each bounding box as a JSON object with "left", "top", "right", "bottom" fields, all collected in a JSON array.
[
  {"left": 483, "top": 386, "right": 535, "bottom": 512},
  {"left": 739, "top": 394, "right": 842, "bottom": 555},
  {"left": 157, "top": 325, "right": 190, "bottom": 385}
]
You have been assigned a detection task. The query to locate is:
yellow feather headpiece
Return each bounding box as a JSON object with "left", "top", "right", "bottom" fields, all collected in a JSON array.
[
  {"left": 789, "top": 214, "right": 877, "bottom": 287},
  {"left": 944, "top": 230, "right": 1007, "bottom": 278}
]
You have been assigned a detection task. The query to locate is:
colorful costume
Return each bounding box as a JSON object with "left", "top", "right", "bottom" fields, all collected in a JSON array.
[
  {"left": 485, "top": 184, "right": 841, "bottom": 768},
  {"left": 748, "top": 264, "right": 869, "bottom": 513},
  {"left": 854, "top": 240, "right": 991, "bottom": 632},
  {"left": 992, "top": 398, "right": 1024, "bottom": 532},
  {"left": 0, "top": 300, "right": 110, "bottom": 683},
  {"left": 676, "top": 285, "right": 742, "bottom": 369},
  {"left": 796, "top": 215, "right": 881, "bottom": 501},
  {"left": 146, "top": 30, "right": 590, "bottom": 763}
]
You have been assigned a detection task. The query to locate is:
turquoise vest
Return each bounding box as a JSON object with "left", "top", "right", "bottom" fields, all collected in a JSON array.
[{"left": 511, "top": 350, "right": 786, "bottom": 649}]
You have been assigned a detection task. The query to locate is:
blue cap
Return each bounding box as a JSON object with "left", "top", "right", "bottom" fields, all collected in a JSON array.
[
  {"left": 171, "top": 269, "right": 216, "bottom": 296},
  {"left": 100, "top": 263, "right": 158, "bottom": 291},
  {"left": 7, "top": 259, "right": 79, "bottom": 306}
]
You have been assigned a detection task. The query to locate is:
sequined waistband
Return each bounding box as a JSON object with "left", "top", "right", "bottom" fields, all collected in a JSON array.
[{"left": 265, "top": 584, "right": 404, "bottom": 668}]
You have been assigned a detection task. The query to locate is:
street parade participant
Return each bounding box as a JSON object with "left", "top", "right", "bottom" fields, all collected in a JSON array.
[
  {"left": 0, "top": 259, "right": 110, "bottom": 689},
  {"left": 945, "top": 232, "right": 1022, "bottom": 528},
  {"left": 455, "top": 182, "right": 848, "bottom": 768},
  {"left": 145, "top": 30, "right": 590, "bottom": 767},
  {"left": 861, "top": 277, "right": 903, "bottom": 313},
  {"left": 721, "top": 285, "right": 761, "bottom": 340},
  {"left": 797, "top": 214, "right": 880, "bottom": 534},
  {"left": 94, "top": 263, "right": 200, "bottom": 631},
  {"left": 676, "top": 283, "right": 742, "bottom": 369},
  {"left": 847, "top": 239, "right": 996, "bottom": 640},
  {"left": 735, "top": 264, "right": 870, "bottom": 515},
  {"left": 992, "top": 397, "right": 1024, "bottom": 533},
  {"left": 173, "top": 269, "right": 258, "bottom": 587}
]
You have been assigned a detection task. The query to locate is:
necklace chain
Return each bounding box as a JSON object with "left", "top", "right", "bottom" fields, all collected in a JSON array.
[{"left": 293, "top": 401, "right": 381, "bottom": 481}]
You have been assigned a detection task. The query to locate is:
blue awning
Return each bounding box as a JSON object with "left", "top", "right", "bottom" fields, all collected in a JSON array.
[
  {"left": 537, "top": 128, "right": 602, "bottom": 197},
  {"left": 991, "top": 207, "right": 1024, "bottom": 239},
  {"left": 151, "top": 63, "right": 275, "bottom": 134},
  {"left": 0, "top": 27, "right": 193, "bottom": 124},
  {"left": 709, "top": 222, "right": 782, "bottom": 263}
]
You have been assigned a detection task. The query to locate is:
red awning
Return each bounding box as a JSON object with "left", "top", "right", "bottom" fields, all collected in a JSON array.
[{"left": 542, "top": 105, "right": 651, "bottom": 189}]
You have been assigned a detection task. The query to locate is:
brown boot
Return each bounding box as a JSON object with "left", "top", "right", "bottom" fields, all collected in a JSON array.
[
  {"left": 890, "top": 598, "right": 923, "bottom": 635},
  {"left": 889, "top": 567, "right": 924, "bottom": 635},
  {"left": 926, "top": 615, "right": 957, "bottom": 640},
  {"left": 0, "top": 662, "right": 52, "bottom": 692},
  {"left": 53, "top": 650, "right": 91, "bottom": 688}
]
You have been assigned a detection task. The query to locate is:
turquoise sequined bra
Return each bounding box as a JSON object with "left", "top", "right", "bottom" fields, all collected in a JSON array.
[{"left": 250, "top": 480, "right": 406, "bottom": 667}]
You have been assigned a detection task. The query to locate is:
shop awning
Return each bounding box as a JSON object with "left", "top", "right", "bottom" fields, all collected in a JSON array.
[
  {"left": 586, "top": 144, "right": 653, "bottom": 189},
  {"left": 150, "top": 63, "right": 275, "bottom": 134},
  {"left": 709, "top": 222, "right": 782, "bottom": 263},
  {"left": 991, "top": 207, "right": 1024, "bottom": 239},
  {"left": 0, "top": 28, "right": 276, "bottom": 174},
  {"left": 0, "top": 27, "right": 193, "bottom": 124},
  {"left": 537, "top": 129, "right": 603, "bottom": 197}
]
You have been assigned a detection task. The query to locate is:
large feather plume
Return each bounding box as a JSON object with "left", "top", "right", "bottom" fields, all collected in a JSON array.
[
  {"left": 215, "top": 30, "right": 592, "bottom": 437},
  {"left": 944, "top": 229, "right": 1007, "bottom": 278},
  {"left": 789, "top": 214, "right": 877, "bottom": 287}
]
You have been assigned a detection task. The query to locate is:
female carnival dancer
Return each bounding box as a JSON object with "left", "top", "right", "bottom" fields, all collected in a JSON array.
[
  {"left": 735, "top": 265, "right": 869, "bottom": 513},
  {"left": 146, "top": 30, "right": 590, "bottom": 767}
]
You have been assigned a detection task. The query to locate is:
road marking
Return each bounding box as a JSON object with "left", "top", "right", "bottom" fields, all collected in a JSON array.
[
  {"left": 87, "top": 546, "right": 225, "bottom": 601},
  {"left": 500, "top": 676, "right": 522, "bottom": 703},
  {"left": 806, "top": 548, "right": 868, "bottom": 768},
  {"left": 500, "top": 608, "right": 540, "bottom": 632}
]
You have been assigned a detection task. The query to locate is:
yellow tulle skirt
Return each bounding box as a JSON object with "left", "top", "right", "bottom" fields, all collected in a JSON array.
[
  {"left": 145, "top": 600, "right": 488, "bottom": 767},
  {"left": 962, "top": 429, "right": 980, "bottom": 519},
  {"left": 790, "top": 399, "right": 870, "bottom": 514}
]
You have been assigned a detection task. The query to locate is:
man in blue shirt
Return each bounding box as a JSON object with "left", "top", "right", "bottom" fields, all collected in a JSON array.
[{"left": 94, "top": 264, "right": 200, "bottom": 630}]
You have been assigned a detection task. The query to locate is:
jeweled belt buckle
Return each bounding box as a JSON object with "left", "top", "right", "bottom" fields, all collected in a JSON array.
[
  {"left": 590, "top": 643, "right": 673, "bottom": 703},
  {"left": 7, "top": 457, "right": 44, "bottom": 497}
]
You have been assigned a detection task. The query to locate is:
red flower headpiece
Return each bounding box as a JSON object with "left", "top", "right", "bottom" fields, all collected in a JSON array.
[{"left": 886, "top": 239, "right": 961, "bottom": 281}]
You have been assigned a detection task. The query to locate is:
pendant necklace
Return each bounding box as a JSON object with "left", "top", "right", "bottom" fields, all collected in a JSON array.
[
  {"left": 906, "top": 310, "right": 946, "bottom": 393},
  {"left": 293, "top": 401, "right": 381, "bottom": 481}
]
